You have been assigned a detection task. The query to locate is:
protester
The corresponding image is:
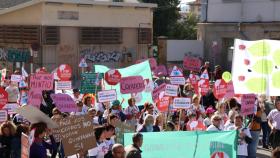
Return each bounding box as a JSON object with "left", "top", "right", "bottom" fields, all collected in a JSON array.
[
  {"left": 139, "top": 102, "right": 156, "bottom": 124},
  {"left": 125, "top": 133, "right": 143, "bottom": 158},
  {"left": 124, "top": 98, "right": 140, "bottom": 126},
  {"left": 5, "top": 81, "right": 19, "bottom": 103},
  {"left": 72, "top": 101, "right": 85, "bottom": 116},
  {"left": 182, "top": 83, "right": 195, "bottom": 98},
  {"left": 224, "top": 110, "right": 237, "bottom": 131},
  {"left": 165, "top": 121, "right": 176, "bottom": 131},
  {"left": 0, "top": 121, "right": 16, "bottom": 158},
  {"left": 138, "top": 114, "right": 158, "bottom": 132},
  {"left": 215, "top": 101, "right": 228, "bottom": 129},
  {"left": 190, "top": 95, "right": 205, "bottom": 121},
  {"left": 82, "top": 96, "right": 93, "bottom": 114},
  {"left": 109, "top": 114, "right": 120, "bottom": 127},
  {"left": 203, "top": 107, "right": 215, "bottom": 128},
  {"left": 105, "top": 144, "right": 125, "bottom": 158},
  {"left": 40, "top": 90, "right": 56, "bottom": 117},
  {"left": 268, "top": 98, "right": 280, "bottom": 149},
  {"left": 72, "top": 88, "right": 82, "bottom": 102},
  {"left": 207, "top": 114, "right": 223, "bottom": 131},
  {"left": 51, "top": 107, "right": 63, "bottom": 120},
  {"left": 186, "top": 110, "right": 206, "bottom": 131},
  {"left": 88, "top": 108, "right": 99, "bottom": 125},
  {"left": 200, "top": 61, "right": 211, "bottom": 77},
  {"left": 11, "top": 124, "right": 30, "bottom": 158},
  {"left": 29, "top": 122, "right": 57, "bottom": 158},
  {"left": 213, "top": 65, "right": 222, "bottom": 80},
  {"left": 88, "top": 126, "right": 108, "bottom": 158},
  {"left": 104, "top": 124, "right": 116, "bottom": 151},
  {"left": 272, "top": 147, "right": 280, "bottom": 158}
]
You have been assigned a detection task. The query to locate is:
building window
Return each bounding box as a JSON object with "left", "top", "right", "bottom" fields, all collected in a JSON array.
[
  {"left": 43, "top": 26, "right": 60, "bottom": 45},
  {"left": 138, "top": 28, "right": 152, "bottom": 44},
  {"left": 79, "top": 27, "right": 122, "bottom": 44},
  {"left": 0, "top": 26, "right": 40, "bottom": 44}
]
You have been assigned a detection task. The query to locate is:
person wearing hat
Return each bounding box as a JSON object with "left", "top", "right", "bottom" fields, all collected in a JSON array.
[
  {"left": 203, "top": 107, "right": 215, "bottom": 128},
  {"left": 185, "top": 109, "right": 206, "bottom": 131},
  {"left": 110, "top": 100, "right": 126, "bottom": 122},
  {"left": 207, "top": 114, "right": 223, "bottom": 131}
]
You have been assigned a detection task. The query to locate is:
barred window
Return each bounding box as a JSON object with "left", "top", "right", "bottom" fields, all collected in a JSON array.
[
  {"left": 79, "top": 27, "right": 122, "bottom": 44},
  {"left": 138, "top": 28, "right": 152, "bottom": 44},
  {"left": 43, "top": 26, "right": 60, "bottom": 45}
]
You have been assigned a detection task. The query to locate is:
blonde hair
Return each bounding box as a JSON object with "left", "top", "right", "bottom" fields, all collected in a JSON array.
[{"left": 0, "top": 121, "right": 16, "bottom": 136}]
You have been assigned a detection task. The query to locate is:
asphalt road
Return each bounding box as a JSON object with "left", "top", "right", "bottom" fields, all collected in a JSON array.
[{"left": 257, "top": 146, "right": 271, "bottom": 158}]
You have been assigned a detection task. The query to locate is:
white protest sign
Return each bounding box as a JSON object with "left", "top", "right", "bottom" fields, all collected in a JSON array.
[
  {"left": 170, "top": 77, "right": 186, "bottom": 85},
  {"left": 0, "top": 110, "right": 7, "bottom": 122},
  {"left": 11, "top": 74, "right": 22, "bottom": 82},
  {"left": 3, "top": 103, "right": 20, "bottom": 114},
  {"left": 55, "top": 81, "right": 72, "bottom": 90},
  {"left": 79, "top": 58, "right": 88, "bottom": 68},
  {"left": 165, "top": 84, "right": 178, "bottom": 97},
  {"left": 98, "top": 90, "right": 117, "bottom": 103},
  {"left": 173, "top": 97, "right": 191, "bottom": 109}
]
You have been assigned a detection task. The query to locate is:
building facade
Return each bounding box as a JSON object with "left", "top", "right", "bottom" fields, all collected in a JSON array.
[
  {"left": 198, "top": 0, "right": 280, "bottom": 70},
  {"left": 0, "top": 0, "right": 156, "bottom": 82}
]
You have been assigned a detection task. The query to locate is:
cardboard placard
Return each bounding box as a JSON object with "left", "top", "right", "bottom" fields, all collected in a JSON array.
[
  {"left": 55, "top": 81, "right": 72, "bottom": 90},
  {"left": 152, "top": 83, "right": 166, "bottom": 102},
  {"left": 241, "top": 94, "right": 256, "bottom": 116},
  {"left": 52, "top": 115, "right": 96, "bottom": 156},
  {"left": 170, "top": 77, "right": 186, "bottom": 85},
  {"left": 27, "top": 89, "right": 42, "bottom": 108},
  {"left": 21, "top": 133, "right": 30, "bottom": 158},
  {"left": 173, "top": 97, "right": 191, "bottom": 109},
  {"left": 97, "top": 90, "right": 117, "bottom": 103},
  {"left": 51, "top": 93, "right": 77, "bottom": 112},
  {"left": 183, "top": 56, "right": 201, "bottom": 72},
  {"left": 0, "top": 87, "right": 8, "bottom": 110},
  {"left": 120, "top": 76, "right": 145, "bottom": 94},
  {"left": 80, "top": 73, "right": 103, "bottom": 94},
  {"left": 11, "top": 74, "right": 22, "bottom": 82},
  {"left": 30, "top": 73, "right": 54, "bottom": 91},
  {"left": 213, "top": 79, "right": 227, "bottom": 99},
  {"left": 0, "top": 110, "right": 7, "bottom": 122},
  {"left": 165, "top": 84, "right": 178, "bottom": 97},
  {"left": 115, "top": 120, "right": 135, "bottom": 145}
]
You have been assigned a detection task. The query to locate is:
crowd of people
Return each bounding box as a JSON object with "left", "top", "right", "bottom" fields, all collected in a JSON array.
[{"left": 0, "top": 62, "right": 280, "bottom": 158}]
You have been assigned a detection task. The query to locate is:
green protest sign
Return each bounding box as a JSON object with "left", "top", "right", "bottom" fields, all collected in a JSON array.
[
  {"left": 80, "top": 73, "right": 103, "bottom": 94},
  {"left": 124, "top": 131, "right": 237, "bottom": 158}
]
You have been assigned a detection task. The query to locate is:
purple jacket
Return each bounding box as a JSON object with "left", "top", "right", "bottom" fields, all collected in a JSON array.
[{"left": 29, "top": 135, "right": 57, "bottom": 158}]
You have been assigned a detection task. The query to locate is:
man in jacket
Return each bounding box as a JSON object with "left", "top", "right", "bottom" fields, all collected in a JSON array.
[{"left": 125, "top": 133, "right": 143, "bottom": 158}]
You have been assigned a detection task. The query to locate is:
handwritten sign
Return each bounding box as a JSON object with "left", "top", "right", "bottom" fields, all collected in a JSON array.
[
  {"left": 0, "top": 110, "right": 7, "bottom": 122},
  {"left": 3, "top": 103, "right": 19, "bottom": 114},
  {"left": 51, "top": 93, "right": 77, "bottom": 112},
  {"left": 198, "top": 79, "right": 209, "bottom": 96},
  {"left": 241, "top": 94, "right": 256, "bottom": 116},
  {"left": 97, "top": 90, "right": 117, "bottom": 103},
  {"left": 213, "top": 79, "right": 227, "bottom": 99},
  {"left": 173, "top": 97, "right": 191, "bottom": 109},
  {"left": 0, "top": 88, "right": 8, "bottom": 110},
  {"left": 183, "top": 56, "right": 201, "bottom": 72},
  {"left": 80, "top": 73, "right": 103, "bottom": 94},
  {"left": 55, "top": 81, "right": 72, "bottom": 90},
  {"left": 120, "top": 76, "right": 145, "bottom": 94},
  {"left": 52, "top": 115, "right": 96, "bottom": 156},
  {"left": 165, "top": 84, "right": 178, "bottom": 97},
  {"left": 156, "top": 96, "right": 169, "bottom": 112},
  {"left": 170, "top": 77, "right": 186, "bottom": 85},
  {"left": 115, "top": 120, "right": 135, "bottom": 145},
  {"left": 30, "top": 73, "right": 53, "bottom": 91},
  {"left": 11, "top": 74, "right": 22, "bottom": 82},
  {"left": 27, "top": 89, "right": 42, "bottom": 108},
  {"left": 21, "top": 133, "right": 30, "bottom": 158},
  {"left": 152, "top": 83, "right": 166, "bottom": 102},
  {"left": 57, "top": 64, "right": 72, "bottom": 81}
]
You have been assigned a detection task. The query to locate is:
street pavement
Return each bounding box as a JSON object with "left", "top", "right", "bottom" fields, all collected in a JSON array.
[{"left": 257, "top": 146, "right": 272, "bottom": 158}]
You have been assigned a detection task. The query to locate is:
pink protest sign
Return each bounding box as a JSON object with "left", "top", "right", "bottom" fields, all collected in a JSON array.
[
  {"left": 152, "top": 83, "right": 166, "bottom": 102},
  {"left": 198, "top": 79, "right": 209, "bottom": 96},
  {"left": 51, "top": 93, "right": 77, "bottom": 112},
  {"left": 241, "top": 94, "right": 256, "bottom": 116},
  {"left": 224, "top": 81, "right": 235, "bottom": 99},
  {"left": 120, "top": 76, "right": 145, "bottom": 94},
  {"left": 213, "top": 79, "right": 227, "bottom": 99},
  {"left": 30, "top": 73, "right": 54, "bottom": 91},
  {"left": 183, "top": 56, "right": 201, "bottom": 72},
  {"left": 28, "top": 89, "right": 42, "bottom": 108},
  {"left": 154, "top": 65, "right": 168, "bottom": 77}
]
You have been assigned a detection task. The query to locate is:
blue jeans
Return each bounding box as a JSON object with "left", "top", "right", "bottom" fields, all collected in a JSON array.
[
  {"left": 261, "top": 121, "right": 270, "bottom": 146},
  {"left": 247, "top": 131, "right": 260, "bottom": 158}
]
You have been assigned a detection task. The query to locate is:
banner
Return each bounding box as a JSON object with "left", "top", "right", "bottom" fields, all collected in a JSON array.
[
  {"left": 165, "top": 84, "right": 178, "bottom": 96},
  {"left": 120, "top": 76, "right": 145, "bottom": 94},
  {"left": 152, "top": 83, "right": 166, "bottom": 102},
  {"left": 241, "top": 94, "right": 256, "bottom": 116},
  {"left": 170, "top": 77, "right": 186, "bottom": 85},
  {"left": 95, "top": 61, "right": 153, "bottom": 108},
  {"left": 124, "top": 131, "right": 237, "bottom": 158},
  {"left": 52, "top": 115, "right": 97, "bottom": 156},
  {"left": 80, "top": 73, "right": 103, "bottom": 94},
  {"left": 51, "top": 93, "right": 77, "bottom": 112},
  {"left": 183, "top": 56, "right": 201, "bottom": 72},
  {"left": 30, "top": 73, "right": 53, "bottom": 91},
  {"left": 173, "top": 97, "right": 191, "bottom": 109},
  {"left": 115, "top": 120, "right": 135, "bottom": 145},
  {"left": 97, "top": 90, "right": 117, "bottom": 103},
  {"left": 232, "top": 39, "right": 280, "bottom": 95},
  {"left": 27, "top": 89, "right": 42, "bottom": 108},
  {"left": 55, "top": 81, "right": 72, "bottom": 90}
]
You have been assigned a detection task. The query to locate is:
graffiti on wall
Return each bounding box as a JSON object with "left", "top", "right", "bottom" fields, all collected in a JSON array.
[
  {"left": 0, "top": 48, "right": 30, "bottom": 62},
  {"left": 80, "top": 48, "right": 123, "bottom": 63}
]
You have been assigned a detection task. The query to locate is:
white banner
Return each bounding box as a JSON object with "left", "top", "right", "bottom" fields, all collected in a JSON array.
[
  {"left": 164, "top": 84, "right": 178, "bottom": 97},
  {"left": 0, "top": 110, "right": 7, "bottom": 122},
  {"left": 173, "top": 97, "right": 191, "bottom": 109},
  {"left": 170, "top": 77, "right": 186, "bottom": 85},
  {"left": 98, "top": 90, "right": 117, "bottom": 103},
  {"left": 11, "top": 75, "right": 22, "bottom": 82},
  {"left": 55, "top": 81, "right": 72, "bottom": 90},
  {"left": 3, "top": 103, "right": 20, "bottom": 114}
]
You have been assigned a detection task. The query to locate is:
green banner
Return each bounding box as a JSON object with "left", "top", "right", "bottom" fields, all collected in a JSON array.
[
  {"left": 94, "top": 61, "right": 153, "bottom": 108},
  {"left": 80, "top": 73, "right": 103, "bottom": 94},
  {"left": 124, "top": 131, "right": 237, "bottom": 158}
]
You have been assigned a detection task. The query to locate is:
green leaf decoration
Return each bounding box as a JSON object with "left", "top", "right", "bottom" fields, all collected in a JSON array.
[
  {"left": 252, "top": 59, "right": 273, "bottom": 74},
  {"left": 273, "top": 49, "right": 280, "bottom": 66},
  {"left": 272, "top": 71, "right": 280, "bottom": 89},
  {"left": 248, "top": 41, "right": 271, "bottom": 57},
  {"left": 245, "top": 77, "right": 266, "bottom": 93}
]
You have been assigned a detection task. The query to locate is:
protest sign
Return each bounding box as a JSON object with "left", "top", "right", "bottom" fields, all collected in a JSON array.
[
  {"left": 170, "top": 77, "right": 186, "bottom": 85},
  {"left": 95, "top": 61, "right": 153, "bottom": 108},
  {"left": 165, "top": 84, "right": 178, "bottom": 97},
  {"left": 11, "top": 74, "right": 22, "bottom": 82},
  {"left": 79, "top": 58, "right": 88, "bottom": 68},
  {"left": 156, "top": 96, "right": 169, "bottom": 112},
  {"left": 173, "top": 97, "right": 191, "bottom": 109},
  {"left": 198, "top": 79, "right": 209, "bottom": 96},
  {"left": 120, "top": 76, "right": 145, "bottom": 94},
  {"left": 27, "top": 89, "right": 42, "bottom": 108},
  {"left": 0, "top": 110, "right": 7, "bottom": 122},
  {"left": 53, "top": 115, "right": 96, "bottom": 156},
  {"left": 210, "top": 141, "right": 233, "bottom": 158},
  {"left": 51, "top": 93, "right": 77, "bottom": 112},
  {"left": 152, "top": 83, "right": 166, "bottom": 102},
  {"left": 80, "top": 73, "right": 103, "bottom": 94},
  {"left": 124, "top": 131, "right": 237, "bottom": 158},
  {"left": 57, "top": 64, "right": 72, "bottom": 81},
  {"left": 97, "top": 90, "right": 117, "bottom": 103},
  {"left": 55, "top": 81, "right": 72, "bottom": 90},
  {"left": 188, "top": 74, "right": 199, "bottom": 95},
  {"left": 241, "top": 94, "right": 256, "bottom": 116},
  {"left": 232, "top": 39, "right": 280, "bottom": 95},
  {"left": 154, "top": 65, "right": 168, "bottom": 77},
  {"left": 21, "top": 133, "right": 30, "bottom": 158},
  {"left": 19, "top": 80, "right": 28, "bottom": 88},
  {"left": 224, "top": 81, "right": 235, "bottom": 99},
  {"left": 213, "top": 79, "right": 227, "bottom": 99},
  {"left": 105, "top": 69, "right": 121, "bottom": 85},
  {"left": 136, "top": 58, "right": 157, "bottom": 71},
  {"left": 115, "top": 120, "right": 135, "bottom": 145},
  {"left": 15, "top": 105, "right": 58, "bottom": 128},
  {"left": 169, "top": 66, "right": 183, "bottom": 77},
  {"left": 3, "top": 103, "right": 19, "bottom": 114},
  {"left": 0, "top": 87, "right": 8, "bottom": 110},
  {"left": 183, "top": 56, "right": 201, "bottom": 72},
  {"left": 30, "top": 73, "right": 53, "bottom": 91},
  {"left": 20, "top": 90, "right": 28, "bottom": 105}
]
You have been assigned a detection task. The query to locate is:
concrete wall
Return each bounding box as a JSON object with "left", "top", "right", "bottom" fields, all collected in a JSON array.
[{"left": 208, "top": 0, "right": 280, "bottom": 22}]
